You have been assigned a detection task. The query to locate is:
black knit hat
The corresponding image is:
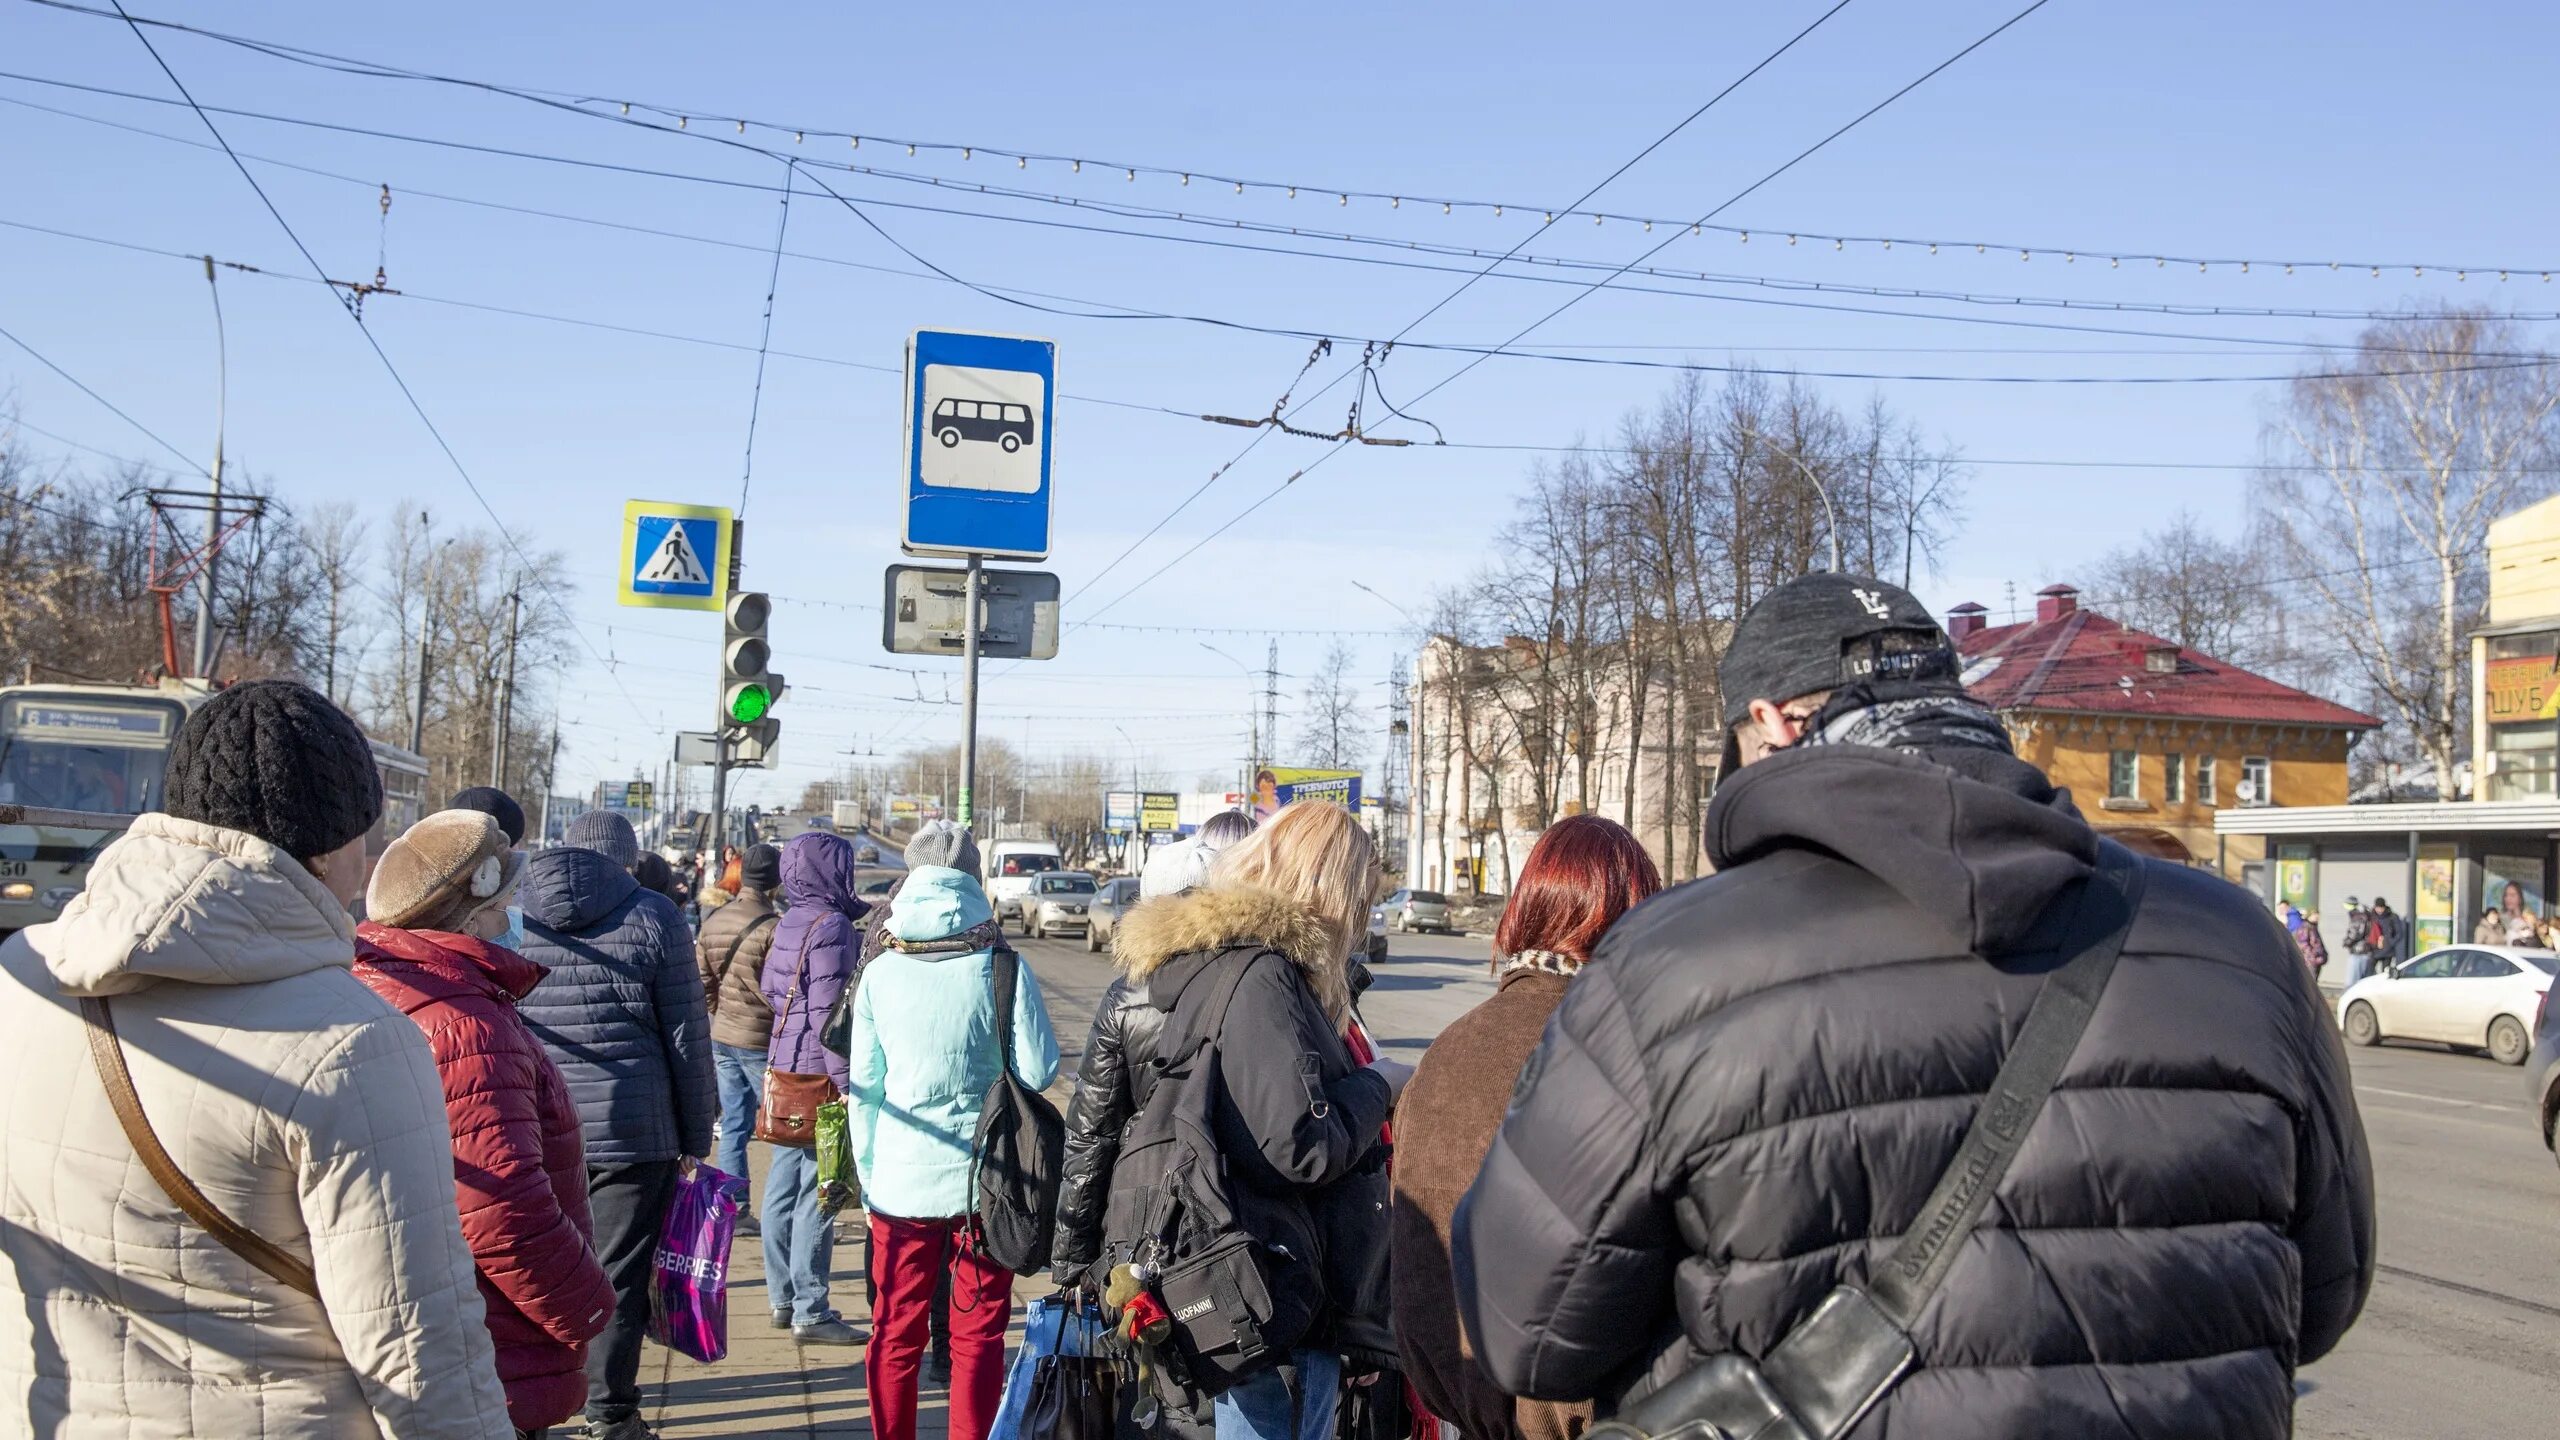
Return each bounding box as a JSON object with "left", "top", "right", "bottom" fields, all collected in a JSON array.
[
  {"left": 165, "top": 680, "right": 384, "bottom": 861},
  {"left": 741, "top": 842, "right": 783, "bottom": 892},
  {"left": 449, "top": 785, "right": 526, "bottom": 845}
]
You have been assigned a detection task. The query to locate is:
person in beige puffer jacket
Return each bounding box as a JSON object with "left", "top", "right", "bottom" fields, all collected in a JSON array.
[{"left": 0, "top": 680, "right": 515, "bottom": 1439}]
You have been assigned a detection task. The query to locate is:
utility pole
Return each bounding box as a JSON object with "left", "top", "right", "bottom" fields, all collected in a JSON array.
[
  {"left": 490, "top": 585, "right": 521, "bottom": 788},
  {"left": 193, "top": 257, "right": 227, "bottom": 680},
  {"left": 1263, "top": 639, "right": 1281, "bottom": 780},
  {"left": 536, "top": 725, "right": 560, "bottom": 845},
  {"left": 410, "top": 632, "right": 430, "bottom": 755}
]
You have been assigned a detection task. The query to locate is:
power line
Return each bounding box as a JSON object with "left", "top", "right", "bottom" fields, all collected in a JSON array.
[
  {"left": 97, "top": 7, "right": 660, "bottom": 733},
  {"left": 20, "top": 82, "right": 2560, "bottom": 354},
  {"left": 36, "top": 0, "right": 2560, "bottom": 283},
  {"left": 737, "top": 156, "right": 794, "bottom": 518},
  {"left": 0, "top": 318, "right": 208, "bottom": 474}
]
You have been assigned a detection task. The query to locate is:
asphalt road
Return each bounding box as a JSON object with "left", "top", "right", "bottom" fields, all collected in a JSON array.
[{"left": 1010, "top": 930, "right": 2557, "bottom": 1437}]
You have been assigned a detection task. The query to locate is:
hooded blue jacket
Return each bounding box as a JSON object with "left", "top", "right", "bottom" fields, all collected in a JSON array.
[
  {"left": 761, "top": 832, "right": 868, "bottom": 1091},
  {"left": 846, "top": 865, "right": 1060, "bottom": 1220},
  {"left": 518, "top": 844, "right": 716, "bottom": 1166}
]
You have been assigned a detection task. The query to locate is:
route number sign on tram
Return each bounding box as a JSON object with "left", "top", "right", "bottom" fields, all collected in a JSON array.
[
  {"left": 618, "top": 499, "right": 734, "bottom": 611},
  {"left": 902, "top": 330, "right": 1056, "bottom": 562}
]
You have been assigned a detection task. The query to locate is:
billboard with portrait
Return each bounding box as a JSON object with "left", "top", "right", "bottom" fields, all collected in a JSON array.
[{"left": 1252, "top": 766, "right": 1363, "bottom": 820}]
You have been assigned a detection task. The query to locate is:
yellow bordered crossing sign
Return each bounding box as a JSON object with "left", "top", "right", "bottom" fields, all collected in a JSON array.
[{"left": 618, "top": 499, "right": 734, "bottom": 611}]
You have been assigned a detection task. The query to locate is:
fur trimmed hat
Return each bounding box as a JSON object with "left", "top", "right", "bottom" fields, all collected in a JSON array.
[{"left": 367, "top": 809, "right": 525, "bottom": 932}]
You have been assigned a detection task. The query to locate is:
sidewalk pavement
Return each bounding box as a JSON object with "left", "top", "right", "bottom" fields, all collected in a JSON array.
[{"left": 631, "top": 943, "right": 1119, "bottom": 1437}]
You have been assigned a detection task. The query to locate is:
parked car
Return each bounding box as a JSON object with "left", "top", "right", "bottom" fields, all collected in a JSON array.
[
  {"left": 1380, "top": 887, "right": 1454, "bottom": 935},
  {"left": 1084, "top": 876, "right": 1143, "bottom": 953},
  {"left": 2338, "top": 943, "right": 2556, "bottom": 1065},
  {"left": 2528, "top": 999, "right": 2560, "bottom": 1167},
  {"left": 1366, "top": 901, "right": 1389, "bottom": 963},
  {"left": 1025, "top": 871, "right": 1099, "bottom": 940}
]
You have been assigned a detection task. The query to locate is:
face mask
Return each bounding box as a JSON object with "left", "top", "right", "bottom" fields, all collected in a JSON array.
[{"left": 501, "top": 904, "right": 527, "bottom": 951}]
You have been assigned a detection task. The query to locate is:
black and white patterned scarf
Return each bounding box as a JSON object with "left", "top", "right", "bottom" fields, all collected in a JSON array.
[
  {"left": 1497, "top": 948, "right": 1583, "bottom": 978},
  {"left": 1794, "top": 679, "right": 2012, "bottom": 757}
]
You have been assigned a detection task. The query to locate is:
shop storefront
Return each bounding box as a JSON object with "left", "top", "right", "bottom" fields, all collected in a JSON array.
[
  {"left": 2479, "top": 625, "right": 2560, "bottom": 802},
  {"left": 2215, "top": 800, "right": 2560, "bottom": 962}
]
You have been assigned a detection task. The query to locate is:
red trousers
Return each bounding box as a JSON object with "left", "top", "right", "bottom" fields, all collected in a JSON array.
[{"left": 866, "top": 1214, "right": 1014, "bottom": 1440}]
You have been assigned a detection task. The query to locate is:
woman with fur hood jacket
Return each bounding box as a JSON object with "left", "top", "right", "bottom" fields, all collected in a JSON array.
[{"left": 1061, "top": 802, "right": 1412, "bottom": 1440}]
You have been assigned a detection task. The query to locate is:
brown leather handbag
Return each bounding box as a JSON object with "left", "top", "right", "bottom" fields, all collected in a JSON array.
[
  {"left": 754, "top": 927, "right": 840, "bottom": 1146},
  {"left": 80, "top": 995, "right": 321, "bottom": 1297}
]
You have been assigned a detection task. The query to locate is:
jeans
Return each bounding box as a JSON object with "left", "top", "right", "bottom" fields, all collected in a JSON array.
[
  {"left": 712, "top": 1043, "right": 765, "bottom": 1199},
  {"left": 866, "top": 1213, "right": 1014, "bottom": 1440},
  {"left": 763, "top": 1144, "right": 836, "bottom": 1326},
  {"left": 1214, "top": 1350, "right": 1341, "bottom": 1440},
  {"left": 583, "top": 1161, "right": 681, "bottom": 1426}
]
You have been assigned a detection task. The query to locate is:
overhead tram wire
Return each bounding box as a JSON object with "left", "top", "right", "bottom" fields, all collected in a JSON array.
[
  {"left": 1076, "top": 0, "right": 2056, "bottom": 624},
  {"left": 0, "top": 318, "right": 210, "bottom": 475},
  {"left": 33, "top": 0, "right": 2560, "bottom": 283},
  {"left": 16, "top": 80, "right": 2560, "bottom": 346},
  {"left": 737, "top": 156, "right": 795, "bottom": 517},
  {"left": 97, "top": 2, "right": 659, "bottom": 729}
]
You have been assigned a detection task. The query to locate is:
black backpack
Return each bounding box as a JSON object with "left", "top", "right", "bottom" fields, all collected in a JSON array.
[
  {"left": 973, "top": 947, "right": 1066, "bottom": 1274},
  {"left": 1098, "top": 950, "right": 1319, "bottom": 1405}
]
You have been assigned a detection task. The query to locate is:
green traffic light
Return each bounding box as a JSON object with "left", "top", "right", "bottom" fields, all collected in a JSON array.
[{"left": 728, "top": 684, "right": 774, "bottom": 724}]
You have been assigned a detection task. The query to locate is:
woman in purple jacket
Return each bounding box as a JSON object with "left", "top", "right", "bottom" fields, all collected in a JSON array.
[{"left": 759, "top": 830, "right": 869, "bottom": 1344}]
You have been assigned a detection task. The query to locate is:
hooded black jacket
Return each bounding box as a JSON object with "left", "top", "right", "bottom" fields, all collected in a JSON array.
[
  {"left": 1095, "top": 884, "right": 1396, "bottom": 1363},
  {"left": 1453, "top": 743, "right": 2375, "bottom": 1440}
]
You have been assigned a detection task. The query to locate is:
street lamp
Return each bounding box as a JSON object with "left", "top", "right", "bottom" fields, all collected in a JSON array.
[
  {"left": 1741, "top": 438, "right": 1842, "bottom": 574},
  {"left": 1112, "top": 724, "right": 1141, "bottom": 864},
  {"left": 1350, "top": 580, "right": 1419, "bottom": 626}
]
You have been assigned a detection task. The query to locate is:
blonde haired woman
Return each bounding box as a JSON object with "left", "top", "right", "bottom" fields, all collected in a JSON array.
[{"left": 1100, "top": 801, "right": 1411, "bottom": 1440}]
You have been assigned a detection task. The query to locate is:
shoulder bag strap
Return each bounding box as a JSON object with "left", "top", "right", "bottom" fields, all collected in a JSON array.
[
  {"left": 710, "top": 911, "right": 779, "bottom": 997},
  {"left": 771, "top": 924, "right": 819, "bottom": 1035},
  {"left": 1863, "top": 844, "right": 2146, "bottom": 1326},
  {"left": 79, "top": 996, "right": 322, "bottom": 1299},
  {"left": 989, "top": 946, "right": 1022, "bottom": 1089}
]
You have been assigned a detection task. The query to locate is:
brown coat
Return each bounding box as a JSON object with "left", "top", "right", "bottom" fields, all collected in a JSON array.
[
  {"left": 1391, "top": 967, "right": 1590, "bottom": 1440},
  {"left": 696, "top": 886, "right": 780, "bottom": 1050}
]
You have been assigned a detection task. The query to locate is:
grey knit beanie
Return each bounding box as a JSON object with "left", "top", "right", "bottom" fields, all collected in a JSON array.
[
  {"left": 563, "top": 810, "right": 641, "bottom": 870},
  {"left": 164, "top": 680, "right": 383, "bottom": 861},
  {"left": 904, "top": 819, "right": 981, "bottom": 874}
]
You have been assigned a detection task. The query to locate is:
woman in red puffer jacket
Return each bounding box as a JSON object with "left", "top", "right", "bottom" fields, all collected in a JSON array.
[{"left": 357, "top": 809, "right": 616, "bottom": 1438}]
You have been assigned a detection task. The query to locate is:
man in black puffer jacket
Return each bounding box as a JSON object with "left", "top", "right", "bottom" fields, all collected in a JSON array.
[{"left": 1454, "top": 574, "right": 2374, "bottom": 1440}]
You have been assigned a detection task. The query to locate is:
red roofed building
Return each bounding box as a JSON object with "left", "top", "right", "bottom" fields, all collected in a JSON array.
[{"left": 1952, "top": 583, "right": 2380, "bottom": 870}]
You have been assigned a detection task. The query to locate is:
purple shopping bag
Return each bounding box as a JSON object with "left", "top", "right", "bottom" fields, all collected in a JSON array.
[{"left": 648, "top": 1163, "right": 745, "bottom": 1363}]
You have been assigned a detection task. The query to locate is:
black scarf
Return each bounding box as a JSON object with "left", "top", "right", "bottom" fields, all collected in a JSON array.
[{"left": 1794, "top": 679, "right": 2012, "bottom": 757}]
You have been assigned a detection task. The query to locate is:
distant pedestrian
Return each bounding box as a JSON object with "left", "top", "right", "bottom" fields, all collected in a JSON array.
[
  {"left": 2476, "top": 906, "right": 2506, "bottom": 946},
  {"left": 1391, "top": 815, "right": 1660, "bottom": 1440},
  {"left": 519, "top": 809, "right": 716, "bottom": 1440},
  {"left": 452, "top": 783, "right": 529, "bottom": 847},
  {"left": 1455, "top": 573, "right": 2373, "bottom": 1439},
  {"left": 2299, "top": 910, "right": 2331, "bottom": 980},
  {"left": 697, "top": 841, "right": 784, "bottom": 1232},
  {"left": 358, "top": 808, "right": 616, "bottom": 1437},
  {"left": 2370, "top": 898, "right": 2405, "bottom": 967},
  {"left": 759, "top": 832, "right": 871, "bottom": 1346},
  {"left": 0, "top": 679, "right": 516, "bottom": 1436},
  {"left": 847, "top": 862, "right": 1060, "bottom": 1440}
]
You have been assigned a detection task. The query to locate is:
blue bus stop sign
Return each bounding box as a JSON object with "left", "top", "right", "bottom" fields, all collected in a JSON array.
[{"left": 903, "top": 329, "right": 1055, "bottom": 561}]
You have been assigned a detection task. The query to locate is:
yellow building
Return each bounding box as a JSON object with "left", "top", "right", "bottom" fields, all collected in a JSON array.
[
  {"left": 2471, "top": 493, "right": 2560, "bottom": 801},
  {"left": 1951, "top": 585, "right": 2378, "bottom": 870}
]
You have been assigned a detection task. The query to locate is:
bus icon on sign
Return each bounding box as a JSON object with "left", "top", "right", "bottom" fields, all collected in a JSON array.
[{"left": 933, "top": 397, "right": 1035, "bottom": 453}]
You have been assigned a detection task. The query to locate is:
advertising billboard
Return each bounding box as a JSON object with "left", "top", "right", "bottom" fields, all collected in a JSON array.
[
  {"left": 1104, "top": 790, "right": 1139, "bottom": 835},
  {"left": 1140, "top": 792, "right": 1181, "bottom": 834},
  {"left": 1252, "top": 766, "right": 1363, "bottom": 821}
]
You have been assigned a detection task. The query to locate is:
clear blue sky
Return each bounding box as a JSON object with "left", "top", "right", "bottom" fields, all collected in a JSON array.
[{"left": 6, "top": 0, "right": 2556, "bottom": 806}]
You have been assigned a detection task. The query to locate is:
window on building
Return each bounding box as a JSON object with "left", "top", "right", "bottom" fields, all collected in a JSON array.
[
  {"left": 2108, "top": 749, "right": 2139, "bottom": 801},
  {"left": 2198, "top": 754, "right": 2218, "bottom": 806},
  {"left": 2490, "top": 724, "right": 2558, "bottom": 802},
  {"left": 2242, "top": 755, "right": 2272, "bottom": 806},
  {"left": 2163, "top": 752, "right": 2185, "bottom": 803}
]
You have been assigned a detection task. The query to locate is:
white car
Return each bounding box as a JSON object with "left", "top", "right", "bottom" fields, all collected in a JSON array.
[{"left": 2337, "top": 943, "right": 2558, "bottom": 1066}]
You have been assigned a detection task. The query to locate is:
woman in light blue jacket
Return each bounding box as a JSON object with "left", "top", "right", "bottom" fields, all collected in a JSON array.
[{"left": 846, "top": 863, "right": 1059, "bottom": 1440}]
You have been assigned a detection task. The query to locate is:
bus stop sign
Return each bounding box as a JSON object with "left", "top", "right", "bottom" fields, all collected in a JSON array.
[{"left": 902, "top": 329, "right": 1055, "bottom": 561}]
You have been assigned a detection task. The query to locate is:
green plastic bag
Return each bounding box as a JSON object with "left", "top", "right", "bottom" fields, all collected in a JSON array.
[{"left": 814, "top": 1098, "right": 857, "bottom": 1218}]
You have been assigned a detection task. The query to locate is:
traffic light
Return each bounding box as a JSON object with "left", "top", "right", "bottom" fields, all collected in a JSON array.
[{"left": 722, "top": 591, "right": 781, "bottom": 729}]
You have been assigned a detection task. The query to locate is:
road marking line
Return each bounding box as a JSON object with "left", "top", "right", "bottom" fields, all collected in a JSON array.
[{"left": 2355, "top": 1084, "right": 2522, "bottom": 1114}]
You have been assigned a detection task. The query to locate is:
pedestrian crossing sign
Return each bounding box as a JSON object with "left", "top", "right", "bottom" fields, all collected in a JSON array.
[{"left": 618, "top": 499, "right": 734, "bottom": 610}]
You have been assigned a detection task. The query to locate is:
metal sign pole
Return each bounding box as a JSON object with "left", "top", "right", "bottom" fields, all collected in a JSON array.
[
  {"left": 959, "top": 552, "right": 983, "bottom": 831},
  {"left": 711, "top": 524, "right": 742, "bottom": 870}
]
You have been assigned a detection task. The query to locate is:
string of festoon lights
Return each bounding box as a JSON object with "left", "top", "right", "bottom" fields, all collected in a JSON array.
[{"left": 40, "top": 0, "right": 2560, "bottom": 282}]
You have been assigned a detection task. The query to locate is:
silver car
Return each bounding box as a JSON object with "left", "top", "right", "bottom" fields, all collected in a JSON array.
[
  {"left": 1382, "top": 888, "right": 1454, "bottom": 935},
  {"left": 1026, "top": 871, "right": 1100, "bottom": 940}
]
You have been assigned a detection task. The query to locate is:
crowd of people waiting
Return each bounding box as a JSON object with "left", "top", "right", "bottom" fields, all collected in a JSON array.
[{"left": 0, "top": 567, "right": 2376, "bottom": 1440}]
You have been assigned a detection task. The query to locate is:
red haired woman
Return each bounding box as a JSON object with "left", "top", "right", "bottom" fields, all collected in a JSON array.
[{"left": 1387, "top": 816, "right": 1662, "bottom": 1440}]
